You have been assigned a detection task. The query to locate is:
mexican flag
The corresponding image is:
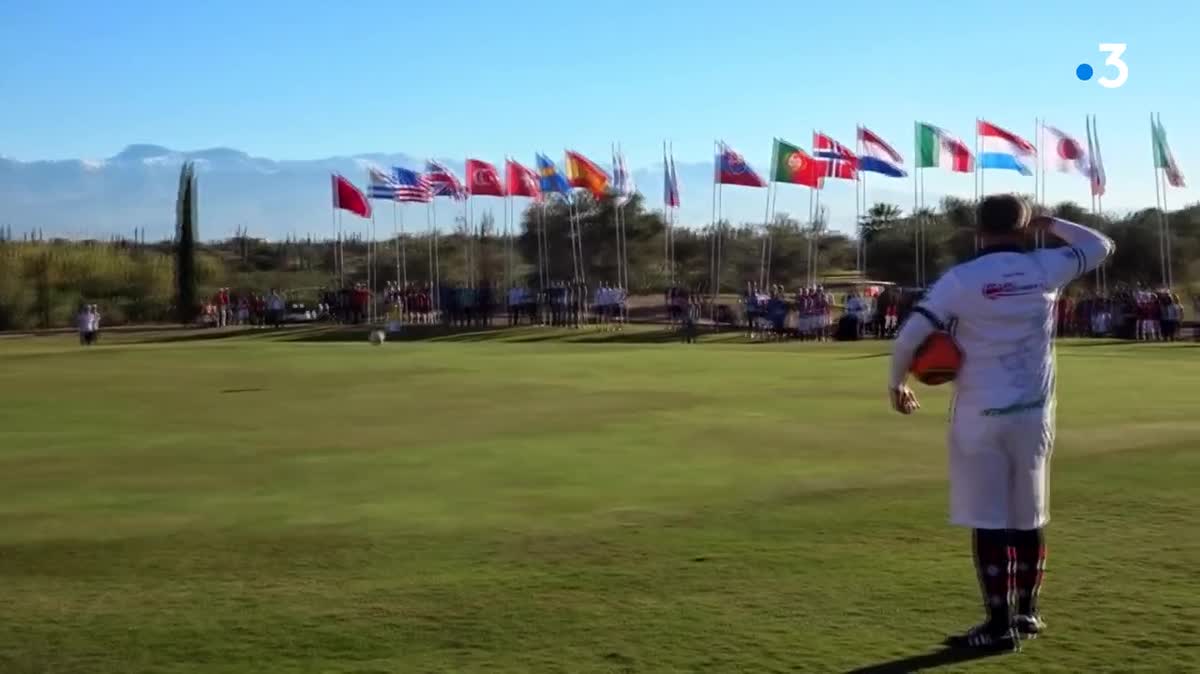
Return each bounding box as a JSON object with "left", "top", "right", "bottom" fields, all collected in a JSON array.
[
  {"left": 770, "top": 138, "right": 823, "bottom": 188},
  {"left": 1152, "top": 115, "right": 1186, "bottom": 188},
  {"left": 915, "top": 122, "right": 974, "bottom": 172}
]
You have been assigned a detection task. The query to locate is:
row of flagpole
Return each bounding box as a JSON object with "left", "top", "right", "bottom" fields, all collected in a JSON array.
[{"left": 331, "top": 116, "right": 1185, "bottom": 320}]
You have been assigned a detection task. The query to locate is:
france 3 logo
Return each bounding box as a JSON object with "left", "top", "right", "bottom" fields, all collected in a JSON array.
[{"left": 1076, "top": 44, "right": 1128, "bottom": 88}]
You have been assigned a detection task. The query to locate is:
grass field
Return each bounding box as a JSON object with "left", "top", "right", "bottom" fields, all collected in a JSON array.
[{"left": 1, "top": 327, "right": 1197, "bottom": 673}]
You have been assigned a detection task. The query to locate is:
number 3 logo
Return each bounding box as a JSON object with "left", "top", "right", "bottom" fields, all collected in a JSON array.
[{"left": 1097, "top": 43, "right": 1128, "bottom": 89}]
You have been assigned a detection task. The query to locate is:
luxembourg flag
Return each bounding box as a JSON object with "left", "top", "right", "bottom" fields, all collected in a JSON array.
[
  {"left": 856, "top": 126, "right": 907, "bottom": 177},
  {"left": 978, "top": 120, "right": 1036, "bottom": 175}
]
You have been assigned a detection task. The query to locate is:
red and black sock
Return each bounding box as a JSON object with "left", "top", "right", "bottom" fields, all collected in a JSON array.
[
  {"left": 1009, "top": 528, "right": 1046, "bottom": 617},
  {"left": 972, "top": 528, "right": 1012, "bottom": 630}
]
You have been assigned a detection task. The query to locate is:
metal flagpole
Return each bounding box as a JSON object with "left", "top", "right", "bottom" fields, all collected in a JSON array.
[
  {"left": 1033, "top": 118, "right": 1041, "bottom": 248},
  {"left": 1160, "top": 115, "right": 1174, "bottom": 290},
  {"left": 663, "top": 141, "right": 670, "bottom": 283},
  {"left": 669, "top": 142, "right": 677, "bottom": 285},
  {"left": 766, "top": 178, "right": 778, "bottom": 286},
  {"left": 760, "top": 139, "right": 778, "bottom": 288},
  {"left": 855, "top": 126, "right": 862, "bottom": 275},
  {"left": 710, "top": 140, "right": 719, "bottom": 313},
  {"left": 913, "top": 122, "right": 920, "bottom": 287},
  {"left": 860, "top": 155, "right": 868, "bottom": 277},
  {"left": 974, "top": 117, "right": 981, "bottom": 254},
  {"left": 1152, "top": 113, "right": 1167, "bottom": 288},
  {"left": 331, "top": 190, "right": 340, "bottom": 284},
  {"left": 393, "top": 202, "right": 401, "bottom": 286},
  {"left": 612, "top": 144, "right": 622, "bottom": 290}
]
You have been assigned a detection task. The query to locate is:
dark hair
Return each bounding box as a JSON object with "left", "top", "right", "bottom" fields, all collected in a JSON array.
[{"left": 977, "top": 194, "right": 1029, "bottom": 236}]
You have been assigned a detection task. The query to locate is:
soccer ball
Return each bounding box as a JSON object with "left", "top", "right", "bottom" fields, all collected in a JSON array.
[
  {"left": 910, "top": 331, "right": 962, "bottom": 386},
  {"left": 368, "top": 329, "right": 386, "bottom": 346}
]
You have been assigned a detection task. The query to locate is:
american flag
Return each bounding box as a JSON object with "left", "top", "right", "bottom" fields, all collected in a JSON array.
[
  {"left": 813, "top": 132, "right": 858, "bottom": 180},
  {"left": 425, "top": 160, "right": 467, "bottom": 200},
  {"left": 392, "top": 166, "right": 432, "bottom": 202}
]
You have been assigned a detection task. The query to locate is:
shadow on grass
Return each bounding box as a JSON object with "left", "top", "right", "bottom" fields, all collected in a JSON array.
[
  {"left": 278, "top": 324, "right": 708, "bottom": 345},
  {"left": 844, "top": 647, "right": 1007, "bottom": 673},
  {"left": 130, "top": 327, "right": 287, "bottom": 344}
]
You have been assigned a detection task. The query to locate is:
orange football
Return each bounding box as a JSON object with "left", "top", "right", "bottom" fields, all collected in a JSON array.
[{"left": 910, "top": 331, "right": 963, "bottom": 386}]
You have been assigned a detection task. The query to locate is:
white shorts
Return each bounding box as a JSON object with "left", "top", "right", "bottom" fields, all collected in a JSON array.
[{"left": 948, "top": 405, "right": 1054, "bottom": 530}]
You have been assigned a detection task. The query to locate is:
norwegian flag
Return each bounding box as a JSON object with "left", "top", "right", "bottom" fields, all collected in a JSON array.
[
  {"left": 813, "top": 132, "right": 857, "bottom": 180},
  {"left": 425, "top": 160, "right": 467, "bottom": 200}
]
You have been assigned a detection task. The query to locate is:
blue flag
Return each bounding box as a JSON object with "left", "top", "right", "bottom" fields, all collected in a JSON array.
[{"left": 536, "top": 153, "right": 571, "bottom": 195}]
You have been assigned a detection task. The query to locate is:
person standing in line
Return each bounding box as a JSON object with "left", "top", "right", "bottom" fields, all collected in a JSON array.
[{"left": 888, "top": 196, "right": 1114, "bottom": 652}]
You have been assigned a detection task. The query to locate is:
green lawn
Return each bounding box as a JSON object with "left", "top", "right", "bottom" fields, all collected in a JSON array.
[{"left": 1, "top": 328, "right": 1197, "bottom": 673}]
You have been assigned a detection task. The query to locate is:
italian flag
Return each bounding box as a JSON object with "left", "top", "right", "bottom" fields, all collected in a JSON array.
[
  {"left": 915, "top": 122, "right": 974, "bottom": 172},
  {"left": 1152, "top": 115, "right": 1186, "bottom": 188}
]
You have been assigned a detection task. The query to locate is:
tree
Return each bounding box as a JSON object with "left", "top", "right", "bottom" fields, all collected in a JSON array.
[{"left": 175, "top": 162, "right": 199, "bottom": 324}]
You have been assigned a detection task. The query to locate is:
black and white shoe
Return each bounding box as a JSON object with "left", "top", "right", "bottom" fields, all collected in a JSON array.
[
  {"left": 944, "top": 623, "right": 1021, "bottom": 653},
  {"left": 1014, "top": 614, "right": 1046, "bottom": 639}
]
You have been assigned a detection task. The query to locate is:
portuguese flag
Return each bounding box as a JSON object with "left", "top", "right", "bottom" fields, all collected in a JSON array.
[{"left": 771, "top": 138, "right": 824, "bottom": 188}]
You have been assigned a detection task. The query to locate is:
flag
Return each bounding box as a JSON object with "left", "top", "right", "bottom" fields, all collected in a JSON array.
[
  {"left": 565, "top": 150, "right": 610, "bottom": 198},
  {"left": 465, "top": 158, "right": 505, "bottom": 196},
  {"left": 716, "top": 142, "right": 767, "bottom": 187},
  {"left": 978, "top": 120, "right": 1036, "bottom": 175},
  {"left": 426, "top": 160, "right": 467, "bottom": 200},
  {"left": 1152, "top": 115, "right": 1185, "bottom": 188},
  {"left": 392, "top": 166, "right": 433, "bottom": 203},
  {"left": 332, "top": 174, "right": 371, "bottom": 218},
  {"left": 813, "top": 132, "right": 857, "bottom": 179},
  {"left": 536, "top": 154, "right": 571, "bottom": 195},
  {"left": 1043, "top": 125, "right": 1089, "bottom": 174},
  {"left": 915, "top": 123, "right": 974, "bottom": 172},
  {"left": 612, "top": 149, "right": 636, "bottom": 205},
  {"left": 367, "top": 167, "right": 399, "bottom": 201},
  {"left": 505, "top": 159, "right": 541, "bottom": 199},
  {"left": 770, "top": 138, "right": 824, "bottom": 188},
  {"left": 857, "top": 127, "right": 906, "bottom": 177},
  {"left": 1087, "top": 116, "right": 1107, "bottom": 197},
  {"left": 664, "top": 149, "right": 680, "bottom": 208}
]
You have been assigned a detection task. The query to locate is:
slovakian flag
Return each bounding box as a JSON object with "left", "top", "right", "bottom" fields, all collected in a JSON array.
[
  {"left": 426, "top": 160, "right": 467, "bottom": 200},
  {"left": 770, "top": 138, "right": 825, "bottom": 188},
  {"left": 505, "top": 159, "right": 541, "bottom": 199},
  {"left": 813, "top": 132, "right": 857, "bottom": 180},
  {"left": 856, "top": 127, "right": 907, "bottom": 178},
  {"left": 332, "top": 174, "right": 371, "bottom": 218},
  {"left": 612, "top": 149, "right": 636, "bottom": 206},
  {"left": 664, "top": 148, "right": 680, "bottom": 208},
  {"left": 716, "top": 142, "right": 767, "bottom": 187},
  {"left": 978, "top": 120, "right": 1036, "bottom": 175},
  {"left": 465, "top": 158, "right": 505, "bottom": 196}
]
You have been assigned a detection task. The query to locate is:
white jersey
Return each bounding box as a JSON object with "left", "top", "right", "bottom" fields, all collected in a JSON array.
[{"left": 897, "top": 218, "right": 1114, "bottom": 413}]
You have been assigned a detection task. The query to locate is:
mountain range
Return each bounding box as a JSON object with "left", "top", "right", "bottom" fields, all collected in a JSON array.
[{"left": 0, "top": 145, "right": 911, "bottom": 241}]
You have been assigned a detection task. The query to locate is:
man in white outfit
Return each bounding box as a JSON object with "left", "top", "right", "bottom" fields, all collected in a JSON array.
[{"left": 888, "top": 195, "right": 1115, "bottom": 652}]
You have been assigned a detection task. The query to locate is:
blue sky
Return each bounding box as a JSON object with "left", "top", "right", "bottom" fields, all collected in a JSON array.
[{"left": 2, "top": 0, "right": 1198, "bottom": 224}]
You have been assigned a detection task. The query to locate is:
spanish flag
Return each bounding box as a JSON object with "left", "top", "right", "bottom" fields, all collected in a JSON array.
[{"left": 564, "top": 150, "right": 610, "bottom": 199}]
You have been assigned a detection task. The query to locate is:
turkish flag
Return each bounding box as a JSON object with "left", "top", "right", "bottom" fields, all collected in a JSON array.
[
  {"left": 505, "top": 159, "right": 541, "bottom": 199},
  {"left": 332, "top": 174, "right": 371, "bottom": 218},
  {"left": 466, "top": 159, "right": 505, "bottom": 196}
]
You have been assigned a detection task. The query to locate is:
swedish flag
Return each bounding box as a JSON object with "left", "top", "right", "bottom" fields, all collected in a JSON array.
[{"left": 536, "top": 154, "right": 571, "bottom": 195}]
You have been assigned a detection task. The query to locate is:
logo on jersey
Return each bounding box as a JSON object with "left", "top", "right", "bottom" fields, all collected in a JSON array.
[{"left": 982, "top": 281, "right": 1042, "bottom": 300}]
